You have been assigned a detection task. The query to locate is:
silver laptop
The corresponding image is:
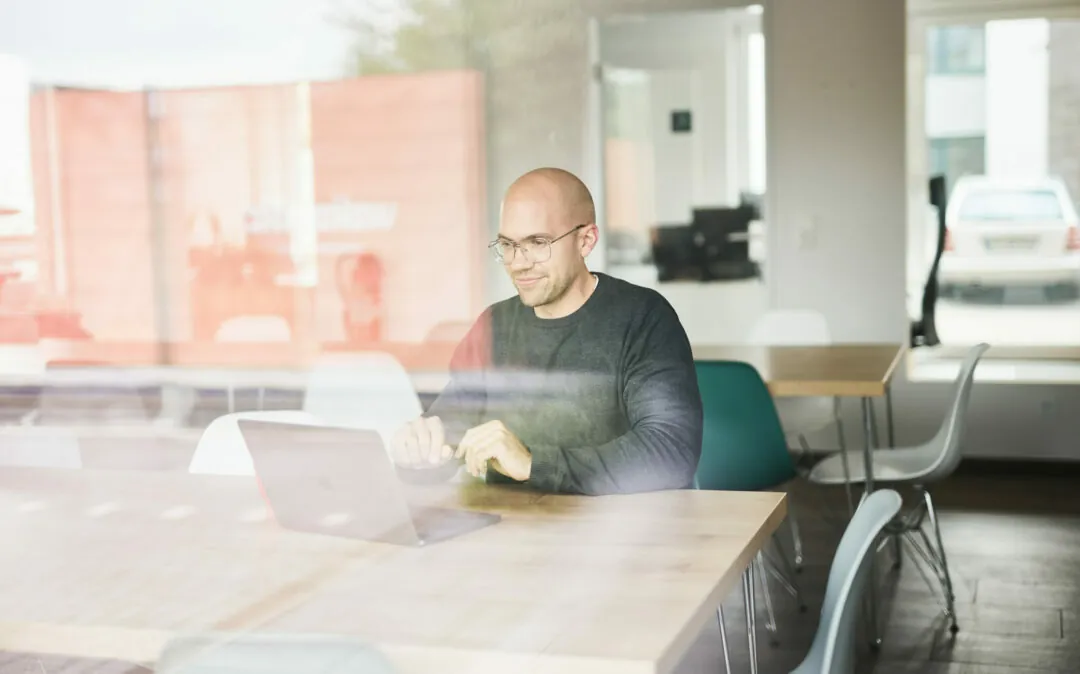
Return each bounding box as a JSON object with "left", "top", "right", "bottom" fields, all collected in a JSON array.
[{"left": 237, "top": 419, "right": 500, "bottom": 547}]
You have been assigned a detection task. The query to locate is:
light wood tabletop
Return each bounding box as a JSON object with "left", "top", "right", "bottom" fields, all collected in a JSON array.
[
  {"left": 692, "top": 343, "right": 907, "bottom": 398},
  {"left": 0, "top": 468, "right": 786, "bottom": 674}
]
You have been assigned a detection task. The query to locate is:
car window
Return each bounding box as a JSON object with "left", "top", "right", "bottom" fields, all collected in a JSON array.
[{"left": 958, "top": 189, "right": 1065, "bottom": 221}]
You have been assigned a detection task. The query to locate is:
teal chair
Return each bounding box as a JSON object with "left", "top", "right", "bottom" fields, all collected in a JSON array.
[{"left": 694, "top": 360, "right": 807, "bottom": 648}]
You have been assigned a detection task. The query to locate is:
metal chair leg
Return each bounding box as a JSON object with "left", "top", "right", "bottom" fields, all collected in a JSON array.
[
  {"left": 787, "top": 505, "right": 804, "bottom": 569},
  {"left": 923, "top": 489, "right": 959, "bottom": 634},
  {"left": 743, "top": 564, "right": 758, "bottom": 674},
  {"left": 755, "top": 552, "right": 779, "bottom": 645},
  {"left": 833, "top": 396, "right": 855, "bottom": 515},
  {"left": 717, "top": 605, "right": 731, "bottom": 673}
]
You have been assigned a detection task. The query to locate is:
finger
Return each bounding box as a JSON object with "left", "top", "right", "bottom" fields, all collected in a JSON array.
[
  {"left": 414, "top": 417, "right": 432, "bottom": 462},
  {"left": 467, "top": 444, "right": 497, "bottom": 478},
  {"left": 401, "top": 425, "right": 421, "bottom": 467},
  {"left": 425, "top": 417, "right": 445, "bottom": 465},
  {"left": 460, "top": 425, "right": 503, "bottom": 452}
]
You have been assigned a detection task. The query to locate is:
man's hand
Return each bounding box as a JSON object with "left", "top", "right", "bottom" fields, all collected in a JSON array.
[
  {"left": 390, "top": 416, "right": 453, "bottom": 468},
  {"left": 456, "top": 420, "right": 532, "bottom": 482}
]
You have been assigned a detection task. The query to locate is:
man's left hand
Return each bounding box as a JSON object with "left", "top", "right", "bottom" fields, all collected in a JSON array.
[{"left": 455, "top": 420, "right": 532, "bottom": 482}]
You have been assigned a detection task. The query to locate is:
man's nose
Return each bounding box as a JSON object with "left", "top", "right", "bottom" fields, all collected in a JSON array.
[{"left": 508, "top": 249, "right": 534, "bottom": 271}]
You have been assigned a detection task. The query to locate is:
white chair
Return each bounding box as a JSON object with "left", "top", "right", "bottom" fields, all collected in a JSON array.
[
  {"left": 214, "top": 315, "right": 292, "bottom": 343},
  {"left": 188, "top": 410, "right": 320, "bottom": 476},
  {"left": 788, "top": 490, "right": 903, "bottom": 674},
  {"left": 746, "top": 309, "right": 843, "bottom": 458},
  {"left": 808, "top": 343, "right": 989, "bottom": 635},
  {"left": 302, "top": 352, "right": 423, "bottom": 448}
]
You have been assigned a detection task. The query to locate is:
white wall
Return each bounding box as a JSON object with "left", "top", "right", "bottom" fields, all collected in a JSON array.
[
  {"left": 766, "top": 0, "right": 908, "bottom": 343},
  {"left": 600, "top": 11, "right": 733, "bottom": 221}
]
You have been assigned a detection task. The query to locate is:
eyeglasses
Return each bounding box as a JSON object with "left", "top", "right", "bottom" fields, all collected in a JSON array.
[{"left": 489, "top": 224, "right": 588, "bottom": 264}]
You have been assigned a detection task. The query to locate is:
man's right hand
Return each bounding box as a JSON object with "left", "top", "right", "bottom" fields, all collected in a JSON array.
[{"left": 390, "top": 416, "right": 454, "bottom": 468}]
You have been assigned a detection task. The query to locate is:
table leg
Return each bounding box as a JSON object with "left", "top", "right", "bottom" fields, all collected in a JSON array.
[
  {"left": 743, "top": 564, "right": 758, "bottom": 674},
  {"left": 860, "top": 396, "right": 882, "bottom": 649},
  {"left": 885, "top": 383, "right": 895, "bottom": 448},
  {"left": 860, "top": 397, "right": 876, "bottom": 496}
]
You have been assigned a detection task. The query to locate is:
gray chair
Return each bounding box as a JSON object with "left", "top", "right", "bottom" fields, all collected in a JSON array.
[
  {"left": 807, "top": 342, "right": 989, "bottom": 633},
  {"left": 156, "top": 633, "right": 396, "bottom": 674},
  {"left": 789, "top": 489, "right": 902, "bottom": 674}
]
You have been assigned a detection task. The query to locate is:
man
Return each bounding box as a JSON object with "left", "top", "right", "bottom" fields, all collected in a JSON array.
[{"left": 391, "top": 168, "right": 702, "bottom": 495}]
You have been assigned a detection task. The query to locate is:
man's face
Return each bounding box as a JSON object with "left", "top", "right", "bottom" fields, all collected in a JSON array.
[{"left": 497, "top": 197, "right": 583, "bottom": 308}]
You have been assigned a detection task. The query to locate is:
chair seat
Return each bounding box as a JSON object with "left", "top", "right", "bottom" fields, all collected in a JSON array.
[
  {"left": 808, "top": 442, "right": 940, "bottom": 486},
  {"left": 775, "top": 396, "right": 835, "bottom": 437}
]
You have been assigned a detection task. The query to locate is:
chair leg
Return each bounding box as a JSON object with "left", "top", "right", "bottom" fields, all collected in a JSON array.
[
  {"left": 787, "top": 505, "right": 804, "bottom": 570},
  {"left": 833, "top": 396, "right": 855, "bottom": 515},
  {"left": 717, "top": 605, "right": 732, "bottom": 673},
  {"left": 755, "top": 552, "right": 779, "bottom": 646},
  {"left": 891, "top": 532, "right": 903, "bottom": 570},
  {"left": 923, "top": 489, "right": 959, "bottom": 634},
  {"left": 743, "top": 565, "right": 759, "bottom": 674}
]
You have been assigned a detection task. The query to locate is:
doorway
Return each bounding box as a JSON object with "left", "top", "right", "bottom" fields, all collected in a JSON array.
[{"left": 591, "top": 7, "right": 768, "bottom": 343}]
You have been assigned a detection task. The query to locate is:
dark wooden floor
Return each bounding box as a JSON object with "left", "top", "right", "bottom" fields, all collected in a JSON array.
[{"left": 676, "top": 466, "right": 1080, "bottom": 673}]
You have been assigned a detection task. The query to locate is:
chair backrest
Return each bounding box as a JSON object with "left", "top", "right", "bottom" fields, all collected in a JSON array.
[
  {"left": 303, "top": 352, "right": 422, "bottom": 446},
  {"left": 920, "top": 342, "right": 989, "bottom": 483},
  {"left": 795, "top": 489, "right": 903, "bottom": 674},
  {"left": 694, "top": 360, "right": 797, "bottom": 491},
  {"left": 747, "top": 309, "right": 831, "bottom": 346},
  {"left": 188, "top": 410, "right": 321, "bottom": 476},
  {"left": 157, "top": 633, "right": 396, "bottom": 674},
  {"left": 215, "top": 315, "right": 291, "bottom": 343}
]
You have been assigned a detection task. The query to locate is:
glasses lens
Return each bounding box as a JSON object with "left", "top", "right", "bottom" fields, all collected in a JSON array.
[{"left": 522, "top": 240, "right": 550, "bottom": 262}]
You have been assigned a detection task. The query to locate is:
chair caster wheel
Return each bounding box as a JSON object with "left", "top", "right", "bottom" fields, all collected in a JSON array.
[
  {"left": 949, "top": 624, "right": 960, "bottom": 635},
  {"left": 799, "top": 604, "right": 809, "bottom": 613}
]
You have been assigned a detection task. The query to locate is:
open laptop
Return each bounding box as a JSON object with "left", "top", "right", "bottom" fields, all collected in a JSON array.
[{"left": 237, "top": 419, "right": 500, "bottom": 547}]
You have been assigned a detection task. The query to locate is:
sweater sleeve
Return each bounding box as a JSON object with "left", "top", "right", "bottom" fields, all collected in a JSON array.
[
  {"left": 422, "top": 309, "right": 492, "bottom": 447},
  {"left": 526, "top": 297, "right": 703, "bottom": 495}
]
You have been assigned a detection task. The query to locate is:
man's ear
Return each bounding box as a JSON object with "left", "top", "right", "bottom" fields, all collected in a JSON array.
[{"left": 579, "top": 223, "right": 600, "bottom": 257}]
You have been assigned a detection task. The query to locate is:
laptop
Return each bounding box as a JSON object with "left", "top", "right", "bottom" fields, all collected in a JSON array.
[{"left": 237, "top": 419, "right": 500, "bottom": 547}]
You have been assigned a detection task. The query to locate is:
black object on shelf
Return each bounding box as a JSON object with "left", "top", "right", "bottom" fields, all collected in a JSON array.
[
  {"left": 650, "top": 204, "right": 758, "bottom": 282},
  {"left": 911, "top": 175, "right": 947, "bottom": 348}
]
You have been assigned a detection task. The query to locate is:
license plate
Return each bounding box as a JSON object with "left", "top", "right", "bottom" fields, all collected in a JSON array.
[{"left": 984, "top": 237, "right": 1036, "bottom": 251}]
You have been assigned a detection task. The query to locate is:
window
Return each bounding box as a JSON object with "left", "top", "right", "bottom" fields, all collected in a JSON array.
[
  {"left": 927, "top": 25, "right": 986, "bottom": 75},
  {"left": 928, "top": 136, "right": 985, "bottom": 192},
  {"left": 958, "top": 189, "right": 1065, "bottom": 221}
]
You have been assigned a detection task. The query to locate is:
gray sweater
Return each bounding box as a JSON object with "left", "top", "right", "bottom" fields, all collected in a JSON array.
[{"left": 425, "top": 273, "right": 703, "bottom": 495}]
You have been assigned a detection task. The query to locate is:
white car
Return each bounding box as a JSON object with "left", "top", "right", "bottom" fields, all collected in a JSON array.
[{"left": 938, "top": 176, "right": 1080, "bottom": 299}]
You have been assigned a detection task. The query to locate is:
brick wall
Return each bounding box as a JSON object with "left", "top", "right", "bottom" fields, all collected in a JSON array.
[{"left": 27, "top": 71, "right": 486, "bottom": 349}]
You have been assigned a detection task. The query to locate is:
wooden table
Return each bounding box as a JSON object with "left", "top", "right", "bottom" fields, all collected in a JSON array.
[
  {"left": 0, "top": 468, "right": 786, "bottom": 674},
  {"left": 692, "top": 343, "right": 906, "bottom": 488}
]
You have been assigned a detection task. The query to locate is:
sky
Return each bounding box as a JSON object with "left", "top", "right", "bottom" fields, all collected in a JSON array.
[{"left": 0, "top": 0, "right": 395, "bottom": 89}]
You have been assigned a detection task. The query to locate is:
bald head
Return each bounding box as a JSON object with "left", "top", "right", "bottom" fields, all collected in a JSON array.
[
  {"left": 503, "top": 167, "right": 596, "bottom": 227},
  {"left": 497, "top": 168, "right": 600, "bottom": 316}
]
